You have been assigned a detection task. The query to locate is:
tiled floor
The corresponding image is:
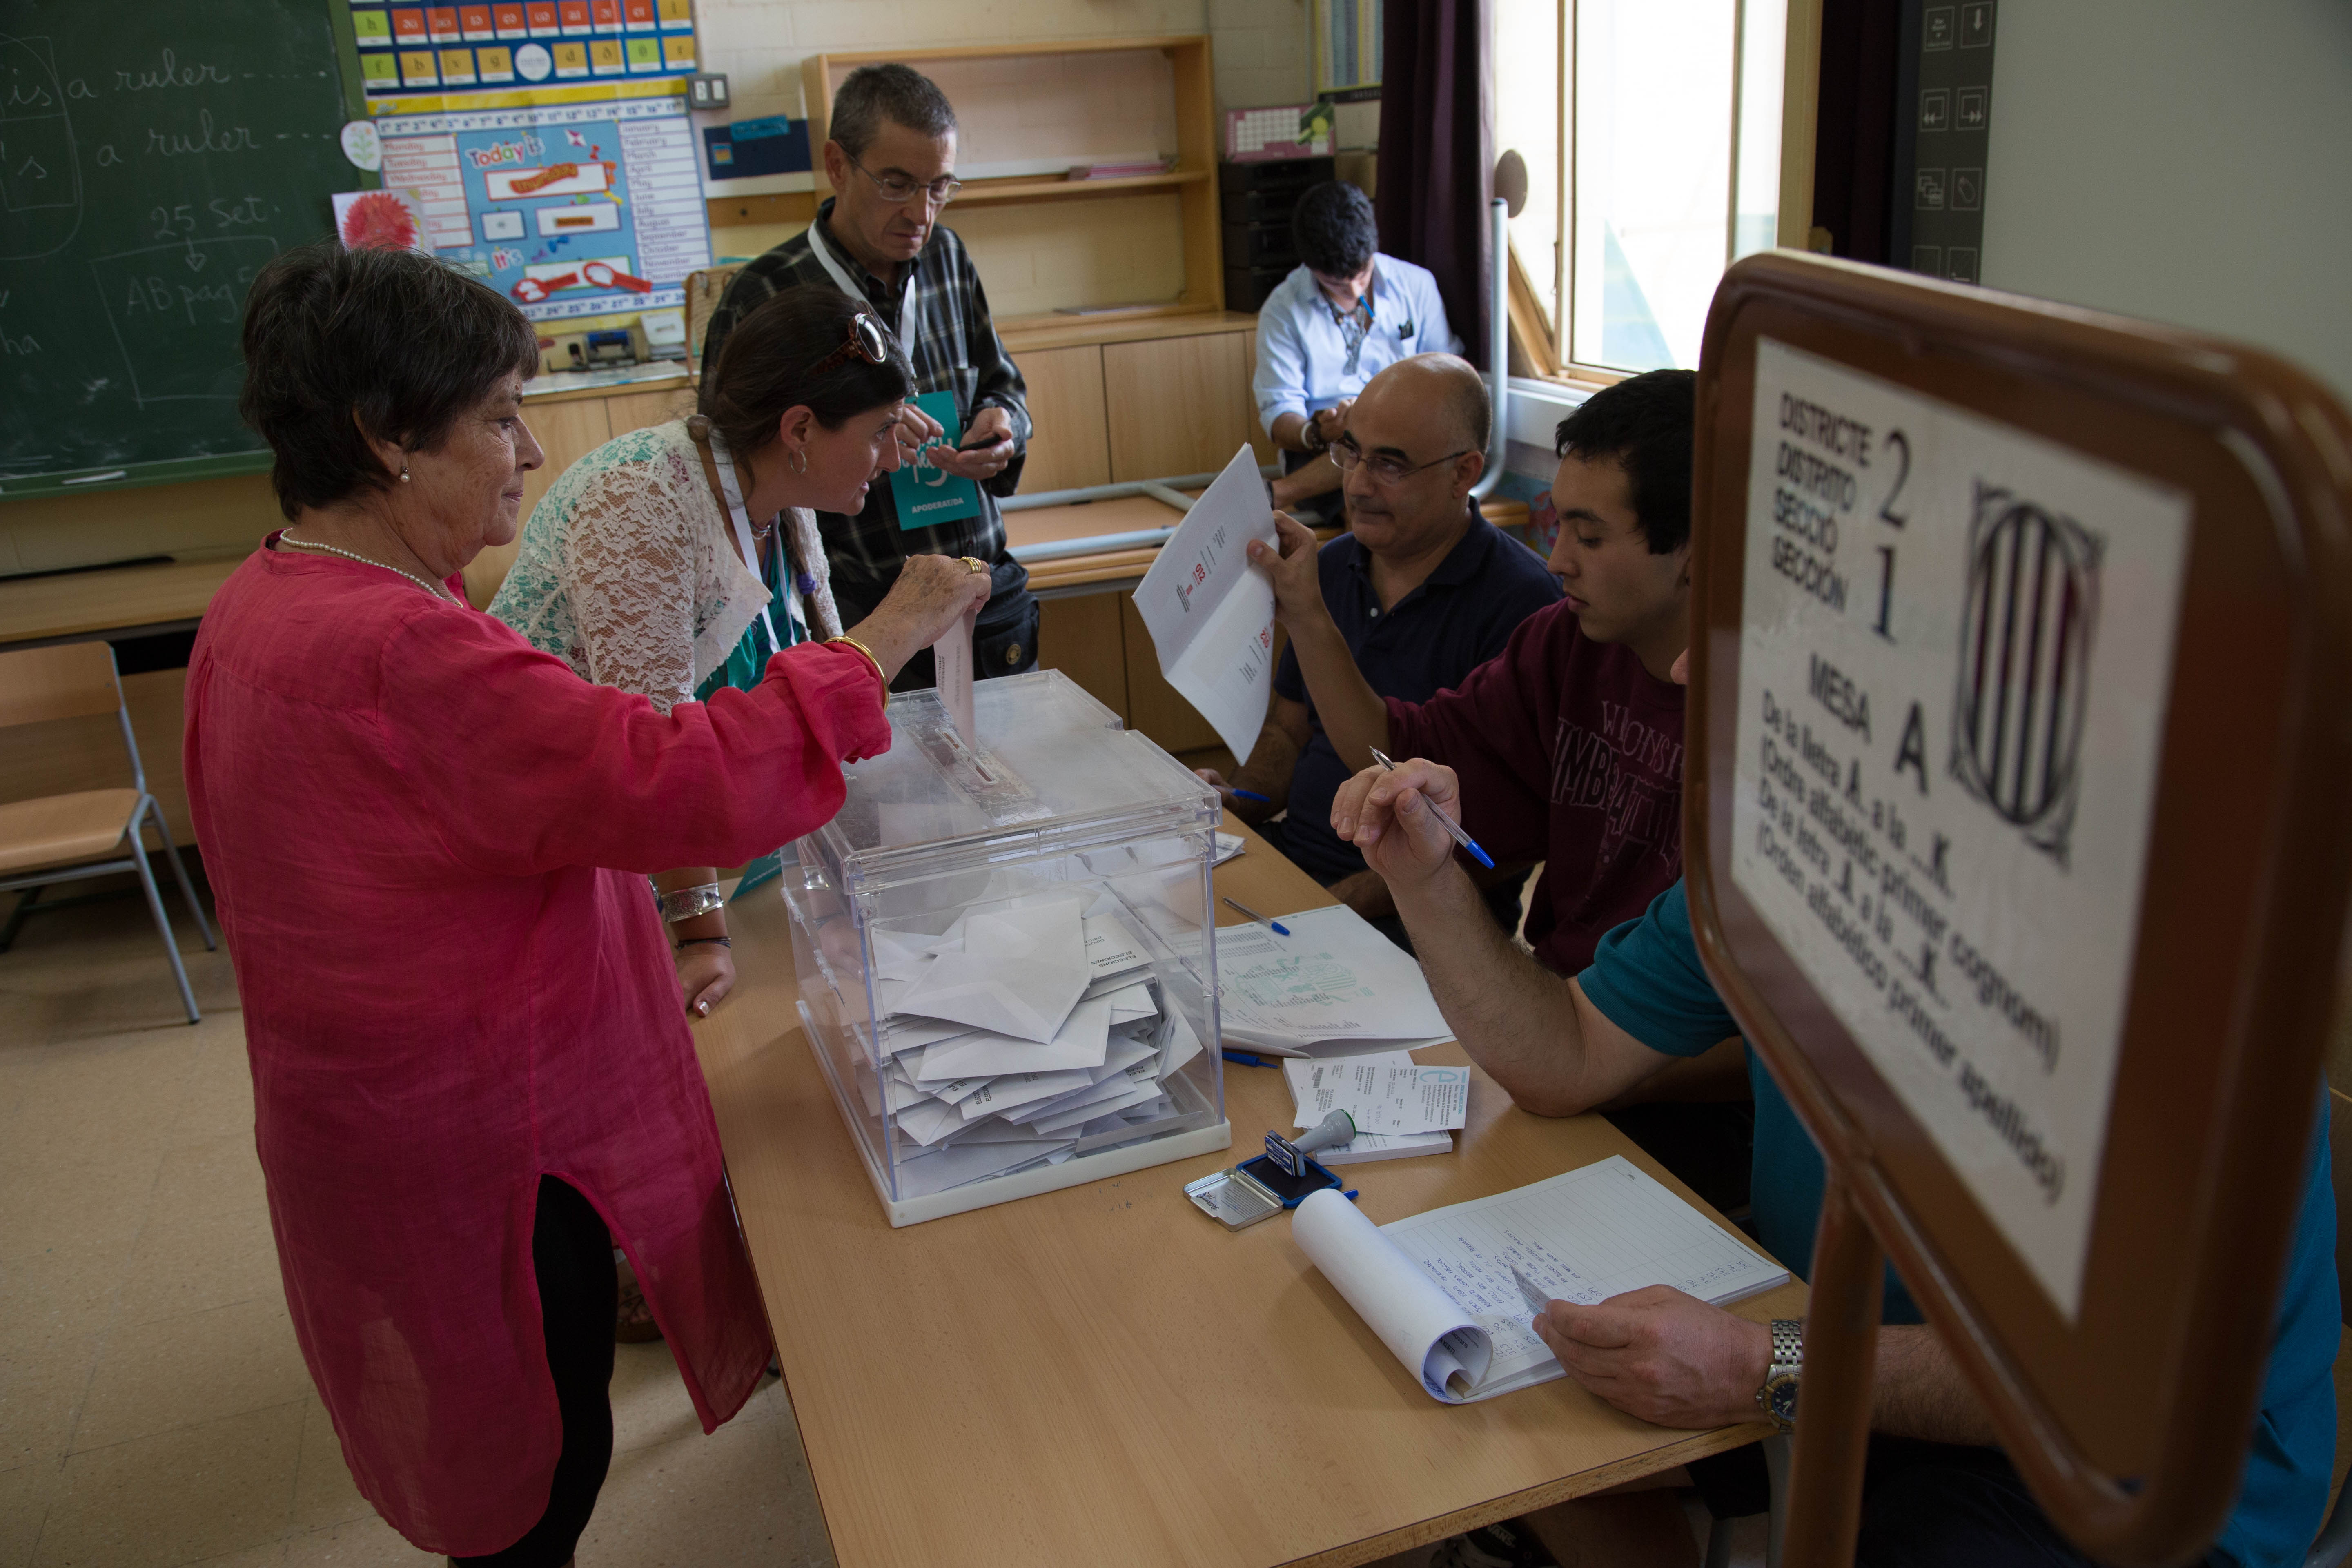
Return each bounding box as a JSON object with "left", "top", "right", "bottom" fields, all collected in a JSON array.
[
  {"left": 0, "top": 860, "right": 1745, "bottom": 1568},
  {"left": 0, "top": 865, "right": 833, "bottom": 1568}
]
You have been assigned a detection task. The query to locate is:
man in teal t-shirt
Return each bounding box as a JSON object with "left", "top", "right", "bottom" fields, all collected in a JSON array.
[{"left": 1330, "top": 652, "right": 2337, "bottom": 1568}]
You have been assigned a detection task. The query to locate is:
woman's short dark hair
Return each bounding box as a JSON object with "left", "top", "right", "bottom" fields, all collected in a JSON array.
[
  {"left": 239, "top": 242, "right": 539, "bottom": 521},
  {"left": 1291, "top": 180, "right": 1380, "bottom": 279},
  {"left": 699, "top": 286, "right": 914, "bottom": 456},
  {"left": 1553, "top": 369, "right": 1697, "bottom": 554}
]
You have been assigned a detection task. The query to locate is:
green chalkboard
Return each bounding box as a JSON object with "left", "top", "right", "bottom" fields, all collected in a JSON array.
[{"left": 0, "top": 2, "right": 365, "bottom": 500}]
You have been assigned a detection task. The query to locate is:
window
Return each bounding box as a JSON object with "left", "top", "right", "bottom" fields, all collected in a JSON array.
[{"left": 1494, "top": 0, "right": 1789, "bottom": 376}]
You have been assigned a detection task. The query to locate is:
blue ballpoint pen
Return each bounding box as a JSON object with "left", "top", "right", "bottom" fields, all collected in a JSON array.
[
  {"left": 1368, "top": 748, "right": 1496, "bottom": 869},
  {"left": 1231, "top": 788, "right": 1273, "bottom": 803},
  {"left": 1221, "top": 1049, "right": 1276, "bottom": 1067}
]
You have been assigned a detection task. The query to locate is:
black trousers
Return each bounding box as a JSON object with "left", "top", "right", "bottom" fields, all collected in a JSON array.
[
  {"left": 453, "top": 1177, "right": 618, "bottom": 1568},
  {"left": 1688, "top": 1437, "right": 2220, "bottom": 1568}
]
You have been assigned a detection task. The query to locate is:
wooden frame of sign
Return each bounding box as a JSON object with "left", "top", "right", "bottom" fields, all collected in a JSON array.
[{"left": 1685, "top": 251, "right": 2352, "bottom": 1564}]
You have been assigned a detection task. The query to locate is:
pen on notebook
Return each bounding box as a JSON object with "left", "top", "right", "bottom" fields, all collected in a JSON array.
[
  {"left": 1367, "top": 748, "right": 1496, "bottom": 869},
  {"left": 1221, "top": 1049, "right": 1276, "bottom": 1067},
  {"left": 1222, "top": 897, "right": 1290, "bottom": 936},
  {"left": 1230, "top": 788, "right": 1272, "bottom": 803}
]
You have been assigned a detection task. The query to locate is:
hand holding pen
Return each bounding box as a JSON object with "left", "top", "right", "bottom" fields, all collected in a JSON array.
[{"left": 1329, "top": 751, "right": 1497, "bottom": 882}]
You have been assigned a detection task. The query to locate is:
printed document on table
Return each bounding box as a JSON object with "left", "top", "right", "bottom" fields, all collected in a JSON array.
[
  {"left": 1283, "top": 1052, "right": 1469, "bottom": 1135},
  {"left": 1215, "top": 904, "right": 1450, "bottom": 1049},
  {"left": 1130, "top": 444, "right": 1281, "bottom": 760}
]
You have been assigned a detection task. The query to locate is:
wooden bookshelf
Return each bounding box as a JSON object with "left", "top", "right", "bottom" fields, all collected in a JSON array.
[{"left": 801, "top": 36, "right": 1223, "bottom": 319}]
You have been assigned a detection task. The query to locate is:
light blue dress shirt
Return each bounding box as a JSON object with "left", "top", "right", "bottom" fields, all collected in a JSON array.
[{"left": 1251, "top": 254, "right": 1463, "bottom": 436}]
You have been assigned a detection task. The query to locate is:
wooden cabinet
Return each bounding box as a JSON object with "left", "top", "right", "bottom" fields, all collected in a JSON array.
[
  {"left": 1015, "top": 345, "right": 1111, "bottom": 494},
  {"left": 1102, "top": 332, "right": 1275, "bottom": 481},
  {"left": 1036, "top": 594, "right": 1126, "bottom": 718}
]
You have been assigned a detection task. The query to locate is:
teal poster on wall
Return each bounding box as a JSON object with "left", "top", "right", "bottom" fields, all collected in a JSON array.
[{"left": 891, "top": 390, "right": 983, "bottom": 530}]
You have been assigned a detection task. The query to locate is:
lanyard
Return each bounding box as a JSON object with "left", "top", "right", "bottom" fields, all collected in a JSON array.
[
  {"left": 1332, "top": 268, "right": 1377, "bottom": 378},
  {"left": 806, "top": 214, "right": 914, "bottom": 349},
  {"left": 705, "top": 428, "right": 785, "bottom": 654}
]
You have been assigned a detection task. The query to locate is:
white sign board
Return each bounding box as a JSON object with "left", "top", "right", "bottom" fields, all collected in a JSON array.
[{"left": 1729, "top": 338, "right": 2191, "bottom": 1316}]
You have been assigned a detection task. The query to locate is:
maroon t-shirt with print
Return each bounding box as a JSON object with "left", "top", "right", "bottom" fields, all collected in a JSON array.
[{"left": 1385, "top": 599, "right": 1685, "bottom": 976}]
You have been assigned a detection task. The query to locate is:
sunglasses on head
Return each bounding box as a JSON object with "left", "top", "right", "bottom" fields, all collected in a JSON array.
[{"left": 806, "top": 310, "right": 891, "bottom": 377}]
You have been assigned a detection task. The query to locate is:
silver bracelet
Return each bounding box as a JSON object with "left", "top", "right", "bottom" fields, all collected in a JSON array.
[{"left": 658, "top": 883, "right": 725, "bottom": 923}]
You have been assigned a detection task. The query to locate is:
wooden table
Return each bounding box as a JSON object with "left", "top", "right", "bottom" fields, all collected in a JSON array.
[
  {"left": 690, "top": 816, "right": 1803, "bottom": 1567},
  {"left": 0, "top": 555, "right": 239, "bottom": 647}
]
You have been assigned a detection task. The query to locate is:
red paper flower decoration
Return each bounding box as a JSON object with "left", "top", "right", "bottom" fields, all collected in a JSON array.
[{"left": 340, "top": 192, "right": 419, "bottom": 253}]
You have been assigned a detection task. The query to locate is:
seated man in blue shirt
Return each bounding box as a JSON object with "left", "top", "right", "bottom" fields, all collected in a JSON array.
[
  {"left": 1254, "top": 181, "right": 1463, "bottom": 523},
  {"left": 1334, "top": 653, "right": 2338, "bottom": 1568},
  {"left": 1199, "top": 353, "right": 1559, "bottom": 947}
]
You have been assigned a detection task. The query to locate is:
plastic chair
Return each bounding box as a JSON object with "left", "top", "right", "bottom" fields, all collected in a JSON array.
[{"left": 0, "top": 640, "right": 215, "bottom": 1022}]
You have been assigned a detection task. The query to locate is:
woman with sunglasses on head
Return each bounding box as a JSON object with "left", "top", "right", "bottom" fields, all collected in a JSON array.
[{"left": 495, "top": 287, "right": 956, "bottom": 1029}]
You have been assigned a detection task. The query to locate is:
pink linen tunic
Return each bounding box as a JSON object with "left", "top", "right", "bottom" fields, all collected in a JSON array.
[{"left": 184, "top": 540, "right": 889, "bottom": 1555}]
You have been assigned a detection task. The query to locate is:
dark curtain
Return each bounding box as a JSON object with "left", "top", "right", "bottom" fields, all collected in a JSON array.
[
  {"left": 1376, "top": 0, "right": 1493, "bottom": 370},
  {"left": 1811, "top": 0, "right": 1903, "bottom": 263}
]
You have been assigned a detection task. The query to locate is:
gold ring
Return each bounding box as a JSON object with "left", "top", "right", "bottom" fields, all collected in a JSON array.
[{"left": 960, "top": 556, "right": 987, "bottom": 577}]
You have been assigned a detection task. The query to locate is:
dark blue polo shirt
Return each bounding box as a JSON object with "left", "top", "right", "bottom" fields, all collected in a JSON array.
[{"left": 1271, "top": 506, "right": 1563, "bottom": 883}]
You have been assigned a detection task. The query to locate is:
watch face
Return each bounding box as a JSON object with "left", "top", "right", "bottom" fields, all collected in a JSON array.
[{"left": 1766, "top": 1373, "right": 1800, "bottom": 1425}]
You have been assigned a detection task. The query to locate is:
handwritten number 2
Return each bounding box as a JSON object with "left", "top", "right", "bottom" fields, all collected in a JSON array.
[{"left": 1879, "top": 430, "right": 1911, "bottom": 528}]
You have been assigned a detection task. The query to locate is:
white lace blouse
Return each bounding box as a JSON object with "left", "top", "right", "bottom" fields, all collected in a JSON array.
[{"left": 489, "top": 419, "right": 844, "bottom": 713}]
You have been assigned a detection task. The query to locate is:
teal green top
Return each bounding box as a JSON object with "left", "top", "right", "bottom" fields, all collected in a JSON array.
[{"left": 693, "top": 532, "right": 806, "bottom": 703}]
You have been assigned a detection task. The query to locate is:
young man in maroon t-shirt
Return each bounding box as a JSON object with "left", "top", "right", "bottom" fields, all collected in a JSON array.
[{"left": 1252, "top": 369, "right": 1696, "bottom": 978}]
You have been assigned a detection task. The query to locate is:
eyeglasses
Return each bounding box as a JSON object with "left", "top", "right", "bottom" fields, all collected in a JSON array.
[
  {"left": 1329, "top": 437, "right": 1472, "bottom": 487},
  {"left": 806, "top": 310, "right": 891, "bottom": 377},
  {"left": 843, "top": 153, "right": 963, "bottom": 207}
]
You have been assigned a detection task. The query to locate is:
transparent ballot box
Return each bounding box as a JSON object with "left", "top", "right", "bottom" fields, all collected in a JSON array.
[{"left": 782, "top": 670, "right": 1230, "bottom": 1226}]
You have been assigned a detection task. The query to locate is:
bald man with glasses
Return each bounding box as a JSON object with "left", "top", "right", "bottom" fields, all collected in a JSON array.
[
  {"left": 1198, "top": 354, "right": 1560, "bottom": 948},
  {"left": 699, "top": 62, "right": 1037, "bottom": 690}
]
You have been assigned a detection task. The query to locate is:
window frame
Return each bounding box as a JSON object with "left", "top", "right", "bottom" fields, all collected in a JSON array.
[{"left": 1499, "top": 0, "right": 1824, "bottom": 388}]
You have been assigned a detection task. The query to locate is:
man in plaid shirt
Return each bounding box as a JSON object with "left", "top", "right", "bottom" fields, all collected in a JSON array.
[{"left": 698, "top": 62, "right": 1037, "bottom": 688}]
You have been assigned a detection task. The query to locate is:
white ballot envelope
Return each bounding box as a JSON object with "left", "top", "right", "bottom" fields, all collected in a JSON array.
[{"left": 1131, "top": 445, "right": 1281, "bottom": 760}]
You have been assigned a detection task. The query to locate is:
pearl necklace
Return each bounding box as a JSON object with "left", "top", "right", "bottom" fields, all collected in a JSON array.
[{"left": 278, "top": 532, "right": 458, "bottom": 603}]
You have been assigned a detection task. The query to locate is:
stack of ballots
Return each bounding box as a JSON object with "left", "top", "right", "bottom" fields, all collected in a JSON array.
[{"left": 853, "top": 890, "right": 1208, "bottom": 1202}]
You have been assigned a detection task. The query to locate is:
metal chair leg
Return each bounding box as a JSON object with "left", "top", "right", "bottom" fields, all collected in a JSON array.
[
  {"left": 144, "top": 797, "right": 215, "bottom": 951},
  {"left": 1703, "top": 1513, "right": 1738, "bottom": 1568},
  {"left": 0, "top": 884, "right": 40, "bottom": 952},
  {"left": 1762, "top": 1433, "right": 1793, "bottom": 1568},
  {"left": 130, "top": 813, "right": 200, "bottom": 1024}
]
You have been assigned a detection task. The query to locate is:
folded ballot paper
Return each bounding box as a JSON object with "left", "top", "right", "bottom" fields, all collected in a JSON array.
[
  {"left": 1294, "top": 1158, "right": 1792, "bottom": 1403},
  {"left": 1131, "top": 445, "right": 1282, "bottom": 761},
  {"left": 854, "top": 890, "right": 1207, "bottom": 1200}
]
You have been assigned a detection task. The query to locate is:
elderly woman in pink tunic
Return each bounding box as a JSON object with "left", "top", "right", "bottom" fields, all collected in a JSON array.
[{"left": 185, "top": 243, "right": 986, "bottom": 1566}]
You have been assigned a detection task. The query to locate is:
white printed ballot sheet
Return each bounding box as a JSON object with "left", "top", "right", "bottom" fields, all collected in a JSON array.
[
  {"left": 1284, "top": 1054, "right": 1468, "bottom": 1136},
  {"left": 1294, "top": 1158, "right": 1790, "bottom": 1403},
  {"left": 1131, "top": 444, "right": 1282, "bottom": 760}
]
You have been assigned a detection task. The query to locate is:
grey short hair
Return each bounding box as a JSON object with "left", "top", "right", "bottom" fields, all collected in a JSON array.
[{"left": 829, "top": 64, "right": 958, "bottom": 159}]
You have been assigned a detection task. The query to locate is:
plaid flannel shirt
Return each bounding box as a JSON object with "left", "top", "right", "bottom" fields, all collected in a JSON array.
[{"left": 696, "top": 201, "right": 1031, "bottom": 598}]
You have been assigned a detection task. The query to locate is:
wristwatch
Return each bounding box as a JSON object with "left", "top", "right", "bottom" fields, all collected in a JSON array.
[
  {"left": 1755, "top": 1319, "right": 1803, "bottom": 1433},
  {"left": 1300, "top": 414, "right": 1331, "bottom": 455}
]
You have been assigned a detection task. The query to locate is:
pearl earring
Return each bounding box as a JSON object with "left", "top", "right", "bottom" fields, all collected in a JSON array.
[{"left": 398, "top": 464, "right": 411, "bottom": 483}]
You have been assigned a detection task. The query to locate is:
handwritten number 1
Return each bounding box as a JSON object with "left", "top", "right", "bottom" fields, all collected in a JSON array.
[{"left": 1873, "top": 547, "right": 1896, "bottom": 641}]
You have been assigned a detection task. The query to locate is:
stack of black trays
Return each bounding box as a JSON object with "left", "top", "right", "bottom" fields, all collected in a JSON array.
[{"left": 1219, "top": 156, "right": 1337, "bottom": 313}]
